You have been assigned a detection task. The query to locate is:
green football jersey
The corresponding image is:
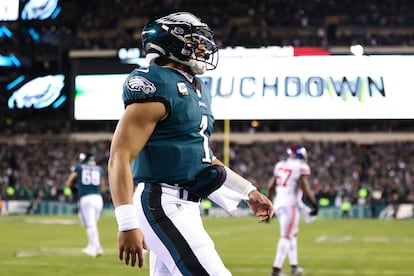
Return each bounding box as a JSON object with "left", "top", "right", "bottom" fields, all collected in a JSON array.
[
  {"left": 123, "top": 65, "right": 215, "bottom": 185},
  {"left": 73, "top": 163, "right": 104, "bottom": 198}
]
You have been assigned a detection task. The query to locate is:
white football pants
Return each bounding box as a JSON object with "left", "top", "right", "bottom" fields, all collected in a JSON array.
[
  {"left": 78, "top": 194, "right": 103, "bottom": 249},
  {"left": 133, "top": 182, "right": 232, "bottom": 276}
]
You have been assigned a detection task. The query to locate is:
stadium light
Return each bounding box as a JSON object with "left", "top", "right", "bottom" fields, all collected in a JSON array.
[{"left": 350, "top": 44, "right": 364, "bottom": 56}]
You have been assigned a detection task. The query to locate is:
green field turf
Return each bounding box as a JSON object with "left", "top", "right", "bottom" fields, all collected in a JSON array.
[{"left": 0, "top": 215, "right": 413, "bottom": 276}]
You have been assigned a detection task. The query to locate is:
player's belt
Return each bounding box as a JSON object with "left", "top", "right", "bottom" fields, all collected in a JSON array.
[
  {"left": 178, "top": 188, "right": 201, "bottom": 202},
  {"left": 159, "top": 183, "right": 201, "bottom": 202}
]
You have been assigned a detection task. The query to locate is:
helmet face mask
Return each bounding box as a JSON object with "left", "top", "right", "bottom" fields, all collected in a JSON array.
[{"left": 142, "top": 12, "right": 218, "bottom": 75}]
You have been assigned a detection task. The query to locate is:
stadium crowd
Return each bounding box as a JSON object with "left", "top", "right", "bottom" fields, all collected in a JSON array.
[
  {"left": 0, "top": 138, "right": 412, "bottom": 217},
  {"left": 3, "top": 0, "right": 413, "bottom": 57},
  {"left": 72, "top": 0, "right": 414, "bottom": 49}
]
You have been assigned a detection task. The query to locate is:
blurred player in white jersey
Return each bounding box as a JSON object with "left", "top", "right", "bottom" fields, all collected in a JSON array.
[
  {"left": 66, "top": 153, "right": 106, "bottom": 257},
  {"left": 266, "top": 145, "right": 318, "bottom": 276}
]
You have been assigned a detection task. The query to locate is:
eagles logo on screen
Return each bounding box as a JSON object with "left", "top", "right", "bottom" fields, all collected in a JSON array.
[
  {"left": 127, "top": 76, "right": 156, "bottom": 94},
  {"left": 7, "top": 74, "right": 65, "bottom": 109},
  {"left": 21, "top": 0, "right": 60, "bottom": 20}
]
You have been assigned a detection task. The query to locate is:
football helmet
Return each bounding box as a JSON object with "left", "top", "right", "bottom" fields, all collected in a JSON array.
[
  {"left": 79, "top": 153, "right": 96, "bottom": 165},
  {"left": 287, "top": 145, "right": 307, "bottom": 160},
  {"left": 141, "top": 11, "right": 218, "bottom": 75}
]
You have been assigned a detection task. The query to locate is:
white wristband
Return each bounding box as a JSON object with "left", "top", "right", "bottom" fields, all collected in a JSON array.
[
  {"left": 114, "top": 204, "right": 140, "bottom": 231},
  {"left": 223, "top": 167, "right": 257, "bottom": 197}
]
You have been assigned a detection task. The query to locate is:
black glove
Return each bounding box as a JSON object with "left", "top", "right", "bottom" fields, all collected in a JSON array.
[{"left": 309, "top": 205, "right": 319, "bottom": 216}]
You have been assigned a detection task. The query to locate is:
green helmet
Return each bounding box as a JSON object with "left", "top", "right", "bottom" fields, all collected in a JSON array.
[{"left": 141, "top": 11, "right": 218, "bottom": 74}]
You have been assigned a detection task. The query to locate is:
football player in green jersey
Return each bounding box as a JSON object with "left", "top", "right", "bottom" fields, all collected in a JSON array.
[
  {"left": 66, "top": 153, "right": 106, "bottom": 257},
  {"left": 108, "top": 11, "right": 274, "bottom": 275}
]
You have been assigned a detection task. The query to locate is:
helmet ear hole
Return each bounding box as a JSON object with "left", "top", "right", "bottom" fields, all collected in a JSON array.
[{"left": 172, "top": 26, "right": 184, "bottom": 35}]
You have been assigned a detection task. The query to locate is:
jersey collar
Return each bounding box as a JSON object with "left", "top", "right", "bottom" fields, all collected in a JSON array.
[{"left": 167, "top": 67, "right": 194, "bottom": 83}]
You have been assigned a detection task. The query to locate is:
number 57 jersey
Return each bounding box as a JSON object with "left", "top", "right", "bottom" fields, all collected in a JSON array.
[{"left": 272, "top": 158, "right": 311, "bottom": 209}]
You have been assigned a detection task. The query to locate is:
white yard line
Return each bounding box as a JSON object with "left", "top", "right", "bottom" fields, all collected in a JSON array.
[
  {"left": 316, "top": 235, "right": 414, "bottom": 243},
  {"left": 14, "top": 247, "right": 118, "bottom": 258}
]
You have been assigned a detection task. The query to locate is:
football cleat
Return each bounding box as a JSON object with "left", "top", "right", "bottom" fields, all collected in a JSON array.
[
  {"left": 96, "top": 247, "right": 104, "bottom": 256},
  {"left": 271, "top": 271, "right": 287, "bottom": 276},
  {"left": 82, "top": 246, "right": 97, "bottom": 257},
  {"left": 292, "top": 266, "right": 304, "bottom": 276}
]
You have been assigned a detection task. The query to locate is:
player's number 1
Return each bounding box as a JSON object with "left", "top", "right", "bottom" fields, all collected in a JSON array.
[{"left": 199, "top": 114, "right": 212, "bottom": 163}]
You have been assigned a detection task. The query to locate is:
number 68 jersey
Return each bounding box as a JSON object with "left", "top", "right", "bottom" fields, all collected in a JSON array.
[
  {"left": 72, "top": 163, "right": 105, "bottom": 198},
  {"left": 272, "top": 158, "right": 311, "bottom": 209}
]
